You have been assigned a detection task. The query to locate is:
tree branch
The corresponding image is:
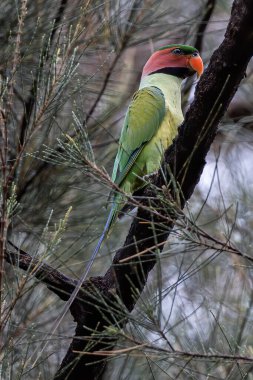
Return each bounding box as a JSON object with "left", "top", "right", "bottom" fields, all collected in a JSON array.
[
  {"left": 182, "top": 0, "right": 217, "bottom": 100},
  {"left": 15, "top": 0, "right": 69, "bottom": 202},
  {"left": 18, "top": 0, "right": 68, "bottom": 149},
  {"left": 195, "top": 0, "right": 217, "bottom": 52},
  {"left": 6, "top": 242, "right": 76, "bottom": 301}
]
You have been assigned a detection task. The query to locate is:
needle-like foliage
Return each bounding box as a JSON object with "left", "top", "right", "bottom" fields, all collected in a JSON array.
[{"left": 1, "top": 0, "right": 253, "bottom": 379}]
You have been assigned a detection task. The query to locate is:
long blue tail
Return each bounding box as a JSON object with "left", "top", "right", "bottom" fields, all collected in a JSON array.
[
  {"left": 83, "top": 204, "right": 116, "bottom": 279},
  {"left": 31, "top": 203, "right": 120, "bottom": 339},
  {"left": 60, "top": 203, "right": 117, "bottom": 314}
]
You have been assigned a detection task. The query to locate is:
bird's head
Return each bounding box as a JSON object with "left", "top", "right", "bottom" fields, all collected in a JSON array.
[{"left": 142, "top": 44, "right": 204, "bottom": 79}]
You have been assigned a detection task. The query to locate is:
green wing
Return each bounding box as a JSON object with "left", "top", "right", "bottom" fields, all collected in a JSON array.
[{"left": 112, "top": 86, "right": 166, "bottom": 187}]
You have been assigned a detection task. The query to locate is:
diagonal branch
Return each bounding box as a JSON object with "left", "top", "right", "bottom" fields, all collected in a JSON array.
[
  {"left": 18, "top": 0, "right": 68, "bottom": 149},
  {"left": 195, "top": 0, "right": 217, "bottom": 53},
  {"left": 182, "top": 0, "right": 216, "bottom": 100},
  {"left": 6, "top": 242, "right": 76, "bottom": 301}
]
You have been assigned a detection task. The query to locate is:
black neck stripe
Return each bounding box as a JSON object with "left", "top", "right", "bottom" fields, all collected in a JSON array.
[{"left": 149, "top": 67, "right": 194, "bottom": 79}]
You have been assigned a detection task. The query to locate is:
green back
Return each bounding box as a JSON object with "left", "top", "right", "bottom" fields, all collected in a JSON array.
[{"left": 112, "top": 86, "right": 166, "bottom": 187}]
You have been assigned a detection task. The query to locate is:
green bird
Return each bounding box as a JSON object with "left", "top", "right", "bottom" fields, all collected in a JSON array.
[{"left": 86, "top": 44, "right": 203, "bottom": 278}]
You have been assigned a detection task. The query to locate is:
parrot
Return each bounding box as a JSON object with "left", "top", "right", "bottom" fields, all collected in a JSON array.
[
  {"left": 69, "top": 44, "right": 204, "bottom": 304},
  {"left": 90, "top": 44, "right": 204, "bottom": 263}
]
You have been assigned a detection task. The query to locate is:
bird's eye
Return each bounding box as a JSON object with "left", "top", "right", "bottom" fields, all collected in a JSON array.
[
  {"left": 192, "top": 52, "right": 199, "bottom": 57},
  {"left": 172, "top": 48, "right": 182, "bottom": 55}
]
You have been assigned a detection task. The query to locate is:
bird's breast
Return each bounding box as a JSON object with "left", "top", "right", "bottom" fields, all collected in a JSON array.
[{"left": 156, "top": 108, "right": 183, "bottom": 150}]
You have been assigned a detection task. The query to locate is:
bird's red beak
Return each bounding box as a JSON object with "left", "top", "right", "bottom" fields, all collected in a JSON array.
[{"left": 188, "top": 55, "right": 204, "bottom": 78}]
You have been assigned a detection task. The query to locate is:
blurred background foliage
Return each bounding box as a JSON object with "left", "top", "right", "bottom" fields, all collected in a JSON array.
[{"left": 1, "top": 0, "right": 253, "bottom": 378}]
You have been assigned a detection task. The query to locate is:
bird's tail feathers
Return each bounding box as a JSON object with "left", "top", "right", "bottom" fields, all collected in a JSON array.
[
  {"left": 54, "top": 200, "right": 122, "bottom": 316},
  {"left": 83, "top": 194, "right": 123, "bottom": 280}
]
